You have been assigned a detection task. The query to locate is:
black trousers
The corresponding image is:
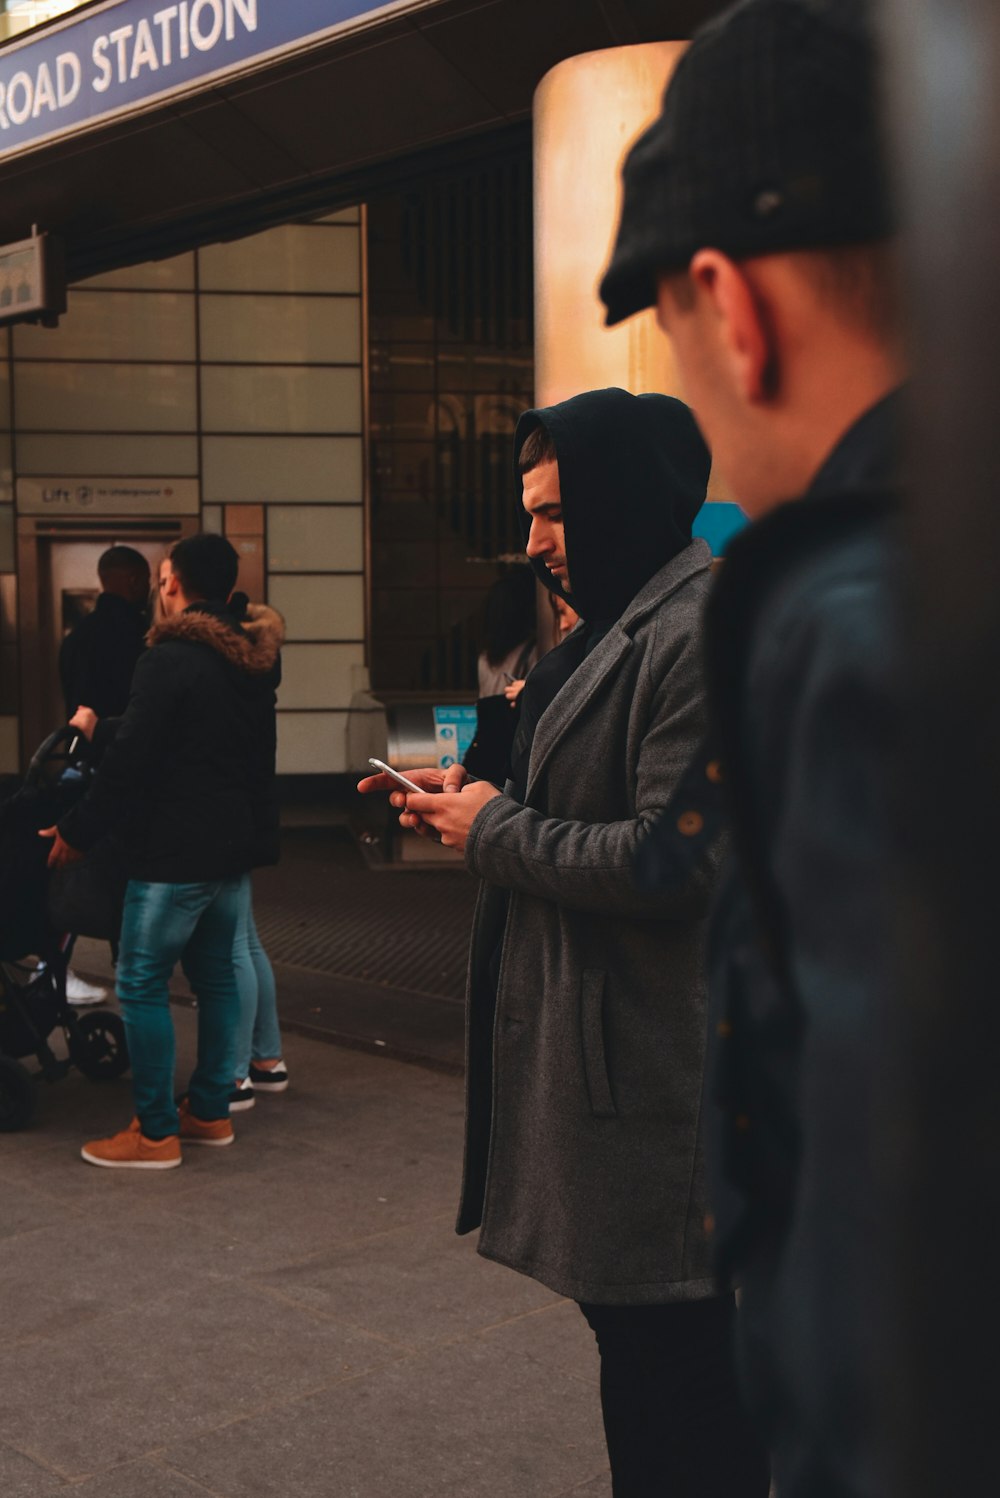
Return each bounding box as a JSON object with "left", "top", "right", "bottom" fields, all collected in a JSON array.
[{"left": 578, "top": 1294, "right": 770, "bottom": 1498}]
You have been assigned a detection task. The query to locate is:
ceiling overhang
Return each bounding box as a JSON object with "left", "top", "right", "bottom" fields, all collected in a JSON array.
[{"left": 0, "top": 0, "right": 727, "bottom": 281}]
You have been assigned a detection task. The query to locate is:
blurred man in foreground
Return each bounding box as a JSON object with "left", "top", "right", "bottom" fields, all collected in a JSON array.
[{"left": 600, "top": 2, "right": 904, "bottom": 1494}]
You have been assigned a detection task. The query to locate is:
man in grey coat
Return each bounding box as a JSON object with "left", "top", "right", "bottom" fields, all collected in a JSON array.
[{"left": 360, "top": 387, "right": 767, "bottom": 1497}]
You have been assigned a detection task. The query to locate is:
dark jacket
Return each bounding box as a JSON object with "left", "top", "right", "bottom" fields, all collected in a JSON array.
[
  {"left": 695, "top": 394, "right": 900, "bottom": 1498},
  {"left": 60, "top": 602, "right": 283, "bottom": 883},
  {"left": 458, "top": 388, "right": 721, "bottom": 1304},
  {"left": 59, "top": 591, "right": 148, "bottom": 720}
]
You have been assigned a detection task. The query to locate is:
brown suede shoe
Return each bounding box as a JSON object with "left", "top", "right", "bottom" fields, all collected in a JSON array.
[
  {"left": 81, "top": 1118, "right": 181, "bottom": 1170},
  {"left": 178, "top": 1098, "right": 234, "bottom": 1147}
]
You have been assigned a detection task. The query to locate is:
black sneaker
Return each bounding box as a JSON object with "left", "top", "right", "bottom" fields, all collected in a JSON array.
[
  {"left": 248, "top": 1061, "right": 289, "bottom": 1093},
  {"left": 229, "top": 1078, "right": 255, "bottom": 1111}
]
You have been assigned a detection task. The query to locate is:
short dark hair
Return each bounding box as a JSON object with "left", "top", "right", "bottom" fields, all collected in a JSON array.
[
  {"left": 663, "top": 241, "right": 898, "bottom": 343},
  {"left": 98, "top": 545, "right": 149, "bottom": 580},
  {"left": 169, "top": 533, "right": 239, "bottom": 602},
  {"left": 518, "top": 425, "right": 557, "bottom": 474}
]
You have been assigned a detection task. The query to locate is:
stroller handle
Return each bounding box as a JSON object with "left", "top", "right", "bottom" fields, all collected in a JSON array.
[{"left": 26, "top": 726, "right": 87, "bottom": 788}]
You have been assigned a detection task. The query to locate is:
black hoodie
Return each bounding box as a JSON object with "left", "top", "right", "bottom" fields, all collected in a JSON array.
[{"left": 509, "top": 387, "right": 710, "bottom": 800}]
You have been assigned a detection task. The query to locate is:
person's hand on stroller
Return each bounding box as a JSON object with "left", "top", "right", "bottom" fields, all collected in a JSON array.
[
  {"left": 38, "top": 826, "right": 84, "bottom": 869},
  {"left": 69, "top": 706, "right": 98, "bottom": 741}
]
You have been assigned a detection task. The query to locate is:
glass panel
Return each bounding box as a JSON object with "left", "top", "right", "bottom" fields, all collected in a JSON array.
[
  {"left": 268, "top": 574, "right": 363, "bottom": 641},
  {"left": 16, "top": 432, "right": 199, "bottom": 476},
  {"left": 276, "top": 711, "right": 348, "bottom": 775},
  {"left": 14, "top": 291, "right": 196, "bottom": 363},
  {"left": 203, "top": 436, "right": 362, "bottom": 503},
  {"left": 0, "top": 433, "right": 12, "bottom": 502},
  {"left": 201, "top": 505, "right": 223, "bottom": 533},
  {"left": 201, "top": 366, "right": 361, "bottom": 434},
  {"left": 366, "top": 153, "right": 535, "bottom": 693},
  {"left": 369, "top": 343, "right": 435, "bottom": 392},
  {"left": 0, "top": 358, "right": 9, "bottom": 430},
  {"left": 77, "top": 254, "right": 196, "bottom": 291},
  {"left": 199, "top": 294, "right": 361, "bottom": 365},
  {"left": 267, "top": 506, "right": 363, "bottom": 572},
  {"left": 0, "top": 716, "right": 18, "bottom": 775},
  {"left": 198, "top": 225, "right": 360, "bottom": 294},
  {"left": 0, "top": 506, "right": 13, "bottom": 571},
  {"left": 14, "top": 362, "right": 197, "bottom": 432},
  {"left": 276, "top": 644, "right": 365, "bottom": 710}
]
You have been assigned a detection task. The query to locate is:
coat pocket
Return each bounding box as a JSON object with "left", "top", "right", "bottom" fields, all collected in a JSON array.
[{"left": 580, "top": 969, "right": 617, "bottom": 1119}]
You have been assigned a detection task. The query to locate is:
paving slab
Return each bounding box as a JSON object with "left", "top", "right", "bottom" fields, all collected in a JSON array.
[
  {"left": 68, "top": 1461, "right": 221, "bottom": 1497},
  {"left": 0, "top": 1007, "right": 610, "bottom": 1496},
  {"left": 165, "top": 1318, "right": 608, "bottom": 1498},
  {"left": 249, "top": 1214, "right": 562, "bottom": 1352},
  {"left": 0, "top": 1447, "right": 65, "bottom": 1498}
]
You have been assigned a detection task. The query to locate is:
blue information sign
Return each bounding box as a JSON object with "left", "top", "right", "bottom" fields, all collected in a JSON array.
[
  {"left": 432, "top": 704, "right": 478, "bottom": 770},
  {"left": 0, "top": 0, "right": 421, "bottom": 160}
]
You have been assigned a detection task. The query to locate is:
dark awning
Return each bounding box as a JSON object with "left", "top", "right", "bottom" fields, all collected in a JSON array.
[{"left": 0, "top": 0, "right": 726, "bottom": 281}]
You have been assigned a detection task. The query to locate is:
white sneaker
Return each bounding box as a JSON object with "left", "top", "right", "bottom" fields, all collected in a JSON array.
[
  {"left": 65, "top": 971, "right": 110, "bottom": 1006},
  {"left": 229, "top": 1077, "right": 256, "bottom": 1112},
  {"left": 249, "top": 1060, "right": 289, "bottom": 1093}
]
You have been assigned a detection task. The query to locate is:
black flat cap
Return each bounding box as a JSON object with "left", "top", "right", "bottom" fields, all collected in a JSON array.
[{"left": 600, "top": 0, "right": 894, "bottom": 326}]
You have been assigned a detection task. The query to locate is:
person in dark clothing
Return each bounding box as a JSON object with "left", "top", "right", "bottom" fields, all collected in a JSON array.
[
  {"left": 42, "top": 534, "right": 283, "bottom": 1170},
  {"left": 600, "top": 3, "right": 904, "bottom": 1494},
  {"left": 59, "top": 545, "right": 150, "bottom": 720},
  {"left": 361, "top": 389, "right": 769, "bottom": 1498}
]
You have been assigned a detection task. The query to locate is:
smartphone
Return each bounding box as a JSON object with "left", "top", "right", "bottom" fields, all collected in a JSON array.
[{"left": 368, "top": 757, "right": 426, "bottom": 794}]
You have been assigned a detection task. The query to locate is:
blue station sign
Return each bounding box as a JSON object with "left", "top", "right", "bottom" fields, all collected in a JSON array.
[{"left": 0, "top": 0, "right": 424, "bottom": 159}]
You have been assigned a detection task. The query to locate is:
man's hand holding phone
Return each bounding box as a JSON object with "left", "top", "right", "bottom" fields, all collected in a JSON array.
[
  {"left": 358, "top": 759, "right": 467, "bottom": 839},
  {"left": 357, "top": 759, "right": 498, "bottom": 850}
]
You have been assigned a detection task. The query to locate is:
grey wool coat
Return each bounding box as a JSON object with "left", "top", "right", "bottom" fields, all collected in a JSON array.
[{"left": 457, "top": 539, "right": 720, "bottom": 1305}]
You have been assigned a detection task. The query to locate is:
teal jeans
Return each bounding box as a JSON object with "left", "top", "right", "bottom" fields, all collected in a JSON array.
[{"left": 116, "top": 876, "right": 250, "bottom": 1139}]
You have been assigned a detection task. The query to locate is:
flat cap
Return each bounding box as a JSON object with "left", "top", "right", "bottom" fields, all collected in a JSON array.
[{"left": 600, "top": 0, "right": 894, "bottom": 326}]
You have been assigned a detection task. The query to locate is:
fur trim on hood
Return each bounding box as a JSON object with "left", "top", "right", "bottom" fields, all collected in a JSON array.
[{"left": 147, "top": 603, "right": 285, "bottom": 674}]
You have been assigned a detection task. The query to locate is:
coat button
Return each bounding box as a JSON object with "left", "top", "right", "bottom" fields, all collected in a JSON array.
[
  {"left": 677, "top": 810, "right": 704, "bottom": 836},
  {"left": 706, "top": 759, "right": 724, "bottom": 784},
  {"left": 735, "top": 1114, "right": 751, "bottom": 1132},
  {"left": 716, "top": 1020, "right": 732, "bottom": 1039}
]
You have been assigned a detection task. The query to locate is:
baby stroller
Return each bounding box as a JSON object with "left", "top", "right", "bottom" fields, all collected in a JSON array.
[{"left": 0, "top": 727, "right": 129, "bottom": 1131}]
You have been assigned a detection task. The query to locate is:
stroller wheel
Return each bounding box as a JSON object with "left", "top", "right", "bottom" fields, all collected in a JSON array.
[
  {"left": 0, "top": 1056, "right": 36, "bottom": 1131},
  {"left": 71, "top": 1010, "right": 130, "bottom": 1081}
]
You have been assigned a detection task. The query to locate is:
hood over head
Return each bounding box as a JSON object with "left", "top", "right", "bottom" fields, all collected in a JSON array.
[{"left": 514, "top": 388, "right": 710, "bottom": 622}]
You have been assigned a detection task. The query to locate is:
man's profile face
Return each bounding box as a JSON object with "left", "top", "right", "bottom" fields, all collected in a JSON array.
[
  {"left": 522, "top": 460, "right": 571, "bottom": 594},
  {"left": 158, "top": 557, "right": 183, "bottom": 619},
  {"left": 125, "top": 563, "right": 151, "bottom": 608}
]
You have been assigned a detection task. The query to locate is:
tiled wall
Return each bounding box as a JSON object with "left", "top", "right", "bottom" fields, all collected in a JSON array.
[{"left": 0, "top": 210, "right": 365, "bottom": 775}]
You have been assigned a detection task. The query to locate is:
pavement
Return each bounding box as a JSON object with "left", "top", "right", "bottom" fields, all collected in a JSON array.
[
  {"left": 2, "top": 1017, "right": 611, "bottom": 1497},
  {"left": 2, "top": 818, "right": 613, "bottom": 1497}
]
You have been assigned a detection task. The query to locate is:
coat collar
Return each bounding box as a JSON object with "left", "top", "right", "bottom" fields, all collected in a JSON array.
[
  {"left": 524, "top": 540, "right": 712, "bottom": 801},
  {"left": 147, "top": 602, "right": 285, "bottom": 673}
]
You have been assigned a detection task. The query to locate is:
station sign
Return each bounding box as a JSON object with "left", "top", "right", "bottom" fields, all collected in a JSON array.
[
  {"left": 0, "top": 0, "right": 430, "bottom": 160},
  {"left": 16, "top": 475, "right": 199, "bottom": 514}
]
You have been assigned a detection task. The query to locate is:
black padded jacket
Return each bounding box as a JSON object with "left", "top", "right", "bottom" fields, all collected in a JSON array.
[{"left": 59, "top": 601, "right": 283, "bottom": 883}]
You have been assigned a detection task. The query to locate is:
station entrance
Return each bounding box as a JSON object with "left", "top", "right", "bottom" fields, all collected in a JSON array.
[{"left": 15, "top": 514, "right": 198, "bottom": 762}]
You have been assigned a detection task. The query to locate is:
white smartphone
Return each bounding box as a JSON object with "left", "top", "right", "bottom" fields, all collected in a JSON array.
[{"left": 368, "top": 757, "right": 426, "bottom": 794}]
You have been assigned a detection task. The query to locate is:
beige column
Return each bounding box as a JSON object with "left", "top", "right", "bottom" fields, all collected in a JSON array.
[{"left": 533, "top": 43, "right": 688, "bottom": 410}]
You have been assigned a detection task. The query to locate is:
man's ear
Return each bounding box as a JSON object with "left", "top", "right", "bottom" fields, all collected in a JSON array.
[{"left": 688, "top": 249, "right": 775, "bottom": 403}]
